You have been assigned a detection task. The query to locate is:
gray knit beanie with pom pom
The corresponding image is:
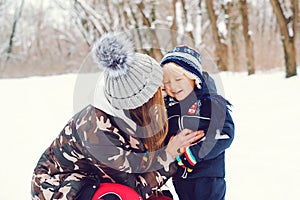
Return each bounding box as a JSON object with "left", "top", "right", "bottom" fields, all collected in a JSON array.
[{"left": 92, "top": 32, "right": 163, "bottom": 110}]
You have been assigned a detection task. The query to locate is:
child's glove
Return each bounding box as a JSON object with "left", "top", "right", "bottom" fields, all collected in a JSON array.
[{"left": 175, "top": 147, "right": 196, "bottom": 172}]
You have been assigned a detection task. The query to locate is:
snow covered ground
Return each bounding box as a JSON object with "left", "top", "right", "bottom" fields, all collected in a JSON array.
[{"left": 1, "top": 69, "right": 300, "bottom": 199}]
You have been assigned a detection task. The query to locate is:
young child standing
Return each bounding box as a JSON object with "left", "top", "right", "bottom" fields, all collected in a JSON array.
[{"left": 160, "top": 45, "right": 235, "bottom": 200}]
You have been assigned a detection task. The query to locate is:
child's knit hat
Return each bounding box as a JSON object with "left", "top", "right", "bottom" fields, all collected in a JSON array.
[
  {"left": 93, "top": 32, "right": 162, "bottom": 110},
  {"left": 160, "top": 45, "right": 203, "bottom": 88}
]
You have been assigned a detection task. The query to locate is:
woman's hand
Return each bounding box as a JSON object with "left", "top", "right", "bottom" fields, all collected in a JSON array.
[{"left": 166, "top": 129, "right": 204, "bottom": 159}]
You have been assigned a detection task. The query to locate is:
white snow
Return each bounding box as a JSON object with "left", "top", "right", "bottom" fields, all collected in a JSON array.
[
  {"left": 1, "top": 69, "right": 300, "bottom": 199},
  {"left": 217, "top": 20, "right": 227, "bottom": 37}
]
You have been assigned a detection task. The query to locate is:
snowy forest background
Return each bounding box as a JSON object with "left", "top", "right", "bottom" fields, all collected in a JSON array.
[{"left": 0, "top": 0, "right": 299, "bottom": 78}]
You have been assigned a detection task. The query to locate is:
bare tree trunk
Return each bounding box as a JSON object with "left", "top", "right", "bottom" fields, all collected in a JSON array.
[
  {"left": 270, "top": 0, "right": 297, "bottom": 78},
  {"left": 239, "top": 0, "right": 255, "bottom": 75},
  {"left": 170, "top": 0, "right": 178, "bottom": 47},
  {"left": 127, "top": 4, "right": 147, "bottom": 54},
  {"left": 6, "top": 0, "right": 25, "bottom": 62},
  {"left": 223, "top": 1, "right": 237, "bottom": 70},
  {"left": 205, "top": 0, "right": 229, "bottom": 71},
  {"left": 136, "top": 1, "right": 163, "bottom": 60},
  {"left": 117, "top": 0, "right": 128, "bottom": 31},
  {"left": 230, "top": 21, "right": 239, "bottom": 72},
  {"left": 261, "top": 0, "right": 267, "bottom": 34},
  {"left": 195, "top": 0, "right": 203, "bottom": 47},
  {"left": 291, "top": 0, "right": 299, "bottom": 64},
  {"left": 104, "top": 0, "right": 113, "bottom": 28},
  {"left": 180, "top": 0, "right": 194, "bottom": 43}
]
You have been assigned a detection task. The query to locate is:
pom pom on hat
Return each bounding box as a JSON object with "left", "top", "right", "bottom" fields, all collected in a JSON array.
[
  {"left": 92, "top": 32, "right": 163, "bottom": 110},
  {"left": 92, "top": 32, "right": 134, "bottom": 77}
]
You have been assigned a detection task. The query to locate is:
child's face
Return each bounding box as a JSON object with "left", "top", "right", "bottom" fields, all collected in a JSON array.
[{"left": 162, "top": 62, "right": 195, "bottom": 101}]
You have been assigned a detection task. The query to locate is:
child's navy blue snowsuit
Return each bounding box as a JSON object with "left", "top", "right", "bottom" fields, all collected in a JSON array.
[{"left": 164, "top": 73, "right": 235, "bottom": 200}]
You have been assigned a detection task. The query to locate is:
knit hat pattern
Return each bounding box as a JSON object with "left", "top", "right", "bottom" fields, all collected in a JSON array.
[
  {"left": 160, "top": 45, "right": 203, "bottom": 84},
  {"left": 93, "top": 32, "right": 162, "bottom": 110}
]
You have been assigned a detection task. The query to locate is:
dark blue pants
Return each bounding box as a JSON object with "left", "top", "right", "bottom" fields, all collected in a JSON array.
[{"left": 173, "top": 177, "right": 226, "bottom": 200}]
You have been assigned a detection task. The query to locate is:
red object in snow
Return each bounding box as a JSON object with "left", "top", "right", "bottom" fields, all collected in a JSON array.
[{"left": 91, "top": 183, "right": 142, "bottom": 200}]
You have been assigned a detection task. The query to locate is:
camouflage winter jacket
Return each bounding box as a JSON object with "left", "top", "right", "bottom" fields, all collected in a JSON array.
[{"left": 31, "top": 105, "right": 177, "bottom": 200}]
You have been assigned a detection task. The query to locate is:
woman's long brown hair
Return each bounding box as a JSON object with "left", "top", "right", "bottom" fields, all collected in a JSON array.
[{"left": 129, "top": 87, "right": 168, "bottom": 169}]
